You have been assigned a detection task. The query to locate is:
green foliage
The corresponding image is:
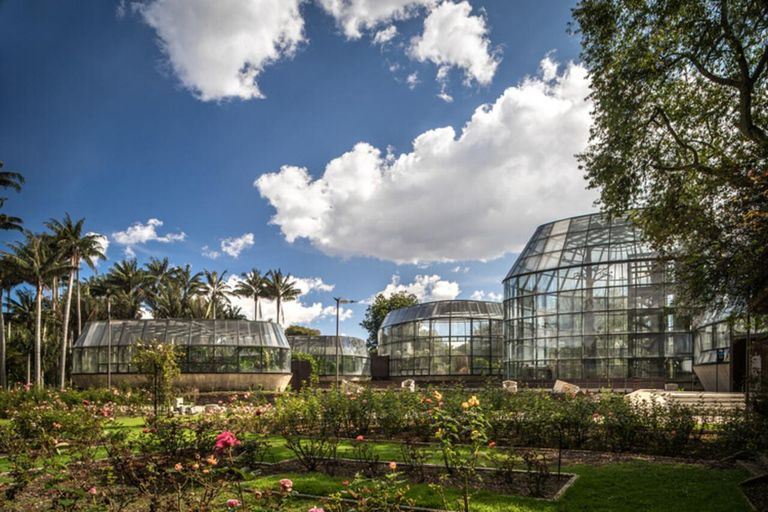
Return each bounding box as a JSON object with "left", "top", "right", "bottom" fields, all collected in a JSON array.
[
  {"left": 132, "top": 338, "right": 181, "bottom": 416},
  {"left": 360, "top": 291, "right": 419, "bottom": 349},
  {"left": 284, "top": 325, "right": 321, "bottom": 336},
  {"left": 571, "top": 0, "right": 768, "bottom": 314},
  {"left": 325, "top": 470, "right": 416, "bottom": 512},
  {"left": 290, "top": 351, "right": 320, "bottom": 388}
]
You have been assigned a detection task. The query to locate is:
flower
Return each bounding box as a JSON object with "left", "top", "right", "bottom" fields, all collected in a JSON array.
[
  {"left": 214, "top": 431, "right": 241, "bottom": 454},
  {"left": 175, "top": 463, "right": 183, "bottom": 471},
  {"left": 88, "top": 487, "right": 97, "bottom": 495},
  {"left": 308, "top": 508, "right": 325, "bottom": 512},
  {"left": 280, "top": 478, "right": 293, "bottom": 492},
  {"left": 342, "top": 480, "right": 350, "bottom": 485},
  {"left": 462, "top": 402, "right": 469, "bottom": 409},
  {"left": 226, "top": 499, "right": 240, "bottom": 507},
  {"left": 467, "top": 396, "right": 480, "bottom": 407},
  {"left": 433, "top": 390, "right": 443, "bottom": 401},
  {"left": 192, "top": 463, "right": 200, "bottom": 470},
  {"left": 356, "top": 435, "right": 364, "bottom": 442},
  {"left": 82, "top": 400, "right": 90, "bottom": 406},
  {"left": 389, "top": 461, "right": 397, "bottom": 470},
  {"left": 489, "top": 442, "right": 496, "bottom": 448},
  {"left": 206, "top": 455, "right": 218, "bottom": 466}
]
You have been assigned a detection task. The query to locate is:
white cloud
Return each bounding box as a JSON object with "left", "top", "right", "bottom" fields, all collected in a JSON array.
[
  {"left": 451, "top": 266, "right": 470, "bottom": 273},
  {"left": 226, "top": 274, "right": 348, "bottom": 326},
  {"left": 112, "top": 219, "right": 185, "bottom": 257},
  {"left": 317, "top": 0, "right": 434, "bottom": 39},
  {"left": 202, "top": 245, "right": 221, "bottom": 259},
  {"left": 408, "top": 1, "right": 499, "bottom": 86},
  {"left": 437, "top": 91, "right": 453, "bottom": 102},
  {"left": 407, "top": 72, "right": 420, "bottom": 89},
  {"left": 373, "top": 25, "right": 398, "bottom": 45},
  {"left": 221, "top": 233, "right": 255, "bottom": 258},
  {"left": 87, "top": 232, "right": 109, "bottom": 266},
  {"left": 372, "top": 274, "right": 460, "bottom": 302},
  {"left": 137, "top": 0, "right": 305, "bottom": 101},
  {"left": 256, "top": 56, "right": 595, "bottom": 263},
  {"left": 470, "top": 290, "right": 502, "bottom": 302}
]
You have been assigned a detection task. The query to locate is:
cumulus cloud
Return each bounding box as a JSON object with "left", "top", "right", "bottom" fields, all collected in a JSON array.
[
  {"left": 408, "top": 1, "right": 499, "bottom": 86},
  {"left": 112, "top": 219, "right": 185, "bottom": 257},
  {"left": 256, "top": 57, "right": 595, "bottom": 263},
  {"left": 221, "top": 233, "right": 255, "bottom": 258},
  {"left": 202, "top": 245, "right": 221, "bottom": 259},
  {"left": 136, "top": 0, "right": 305, "bottom": 101},
  {"left": 226, "top": 274, "right": 348, "bottom": 326},
  {"left": 470, "top": 290, "right": 502, "bottom": 302},
  {"left": 407, "top": 72, "right": 420, "bottom": 89},
  {"left": 371, "top": 274, "right": 460, "bottom": 302},
  {"left": 317, "top": 0, "right": 434, "bottom": 39},
  {"left": 373, "top": 25, "right": 398, "bottom": 45}
]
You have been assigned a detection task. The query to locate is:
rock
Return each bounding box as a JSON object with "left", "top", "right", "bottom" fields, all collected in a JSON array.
[
  {"left": 553, "top": 380, "right": 580, "bottom": 394},
  {"left": 502, "top": 380, "right": 518, "bottom": 393}
]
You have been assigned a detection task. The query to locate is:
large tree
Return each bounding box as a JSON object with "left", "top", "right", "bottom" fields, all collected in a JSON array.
[
  {"left": 360, "top": 291, "right": 419, "bottom": 351},
  {"left": 571, "top": 0, "right": 768, "bottom": 315},
  {"left": 3, "top": 232, "right": 71, "bottom": 385},
  {"left": 203, "top": 270, "right": 231, "bottom": 320},
  {"left": 45, "top": 214, "right": 105, "bottom": 388},
  {"left": 264, "top": 269, "right": 301, "bottom": 325},
  {"left": 0, "top": 160, "right": 24, "bottom": 233},
  {"left": 234, "top": 269, "right": 267, "bottom": 320}
]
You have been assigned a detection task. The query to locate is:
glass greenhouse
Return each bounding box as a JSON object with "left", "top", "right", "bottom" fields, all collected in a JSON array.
[
  {"left": 378, "top": 300, "right": 504, "bottom": 377},
  {"left": 287, "top": 335, "right": 371, "bottom": 378},
  {"left": 72, "top": 319, "right": 292, "bottom": 390},
  {"left": 503, "top": 213, "right": 694, "bottom": 385}
]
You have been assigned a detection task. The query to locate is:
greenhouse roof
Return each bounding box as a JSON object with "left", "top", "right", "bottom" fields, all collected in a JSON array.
[{"left": 380, "top": 300, "right": 502, "bottom": 329}]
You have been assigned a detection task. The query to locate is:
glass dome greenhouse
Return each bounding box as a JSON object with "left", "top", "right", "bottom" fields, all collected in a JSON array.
[
  {"left": 378, "top": 300, "right": 504, "bottom": 378},
  {"left": 503, "top": 213, "right": 694, "bottom": 386},
  {"left": 287, "top": 335, "right": 371, "bottom": 379},
  {"left": 72, "top": 319, "right": 292, "bottom": 391}
]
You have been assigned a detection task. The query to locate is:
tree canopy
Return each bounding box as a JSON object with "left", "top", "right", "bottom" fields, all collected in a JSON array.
[
  {"left": 284, "top": 325, "right": 321, "bottom": 336},
  {"left": 572, "top": 0, "right": 768, "bottom": 314},
  {"left": 360, "top": 291, "right": 419, "bottom": 350}
]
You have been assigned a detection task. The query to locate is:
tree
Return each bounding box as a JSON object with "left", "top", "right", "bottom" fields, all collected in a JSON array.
[
  {"left": 45, "top": 213, "right": 106, "bottom": 388},
  {"left": 0, "top": 256, "right": 23, "bottom": 389},
  {"left": 0, "top": 161, "right": 24, "bottom": 233},
  {"left": 284, "top": 325, "right": 321, "bottom": 336},
  {"left": 234, "top": 269, "right": 267, "bottom": 320},
  {"left": 132, "top": 339, "right": 180, "bottom": 416},
  {"left": 105, "top": 259, "right": 150, "bottom": 319},
  {"left": 264, "top": 269, "right": 301, "bottom": 325},
  {"left": 203, "top": 270, "right": 231, "bottom": 320},
  {"left": 3, "top": 232, "right": 71, "bottom": 385},
  {"left": 360, "top": 292, "right": 419, "bottom": 351},
  {"left": 571, "top": 0, "right": 768, "bottom": 315}
]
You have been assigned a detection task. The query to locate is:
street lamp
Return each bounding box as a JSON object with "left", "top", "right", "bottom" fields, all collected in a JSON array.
[{"left": 335, "top": 297, "right": 356, "bottom": 386}]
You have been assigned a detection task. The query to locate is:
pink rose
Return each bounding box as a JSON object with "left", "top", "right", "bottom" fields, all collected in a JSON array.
[
  {"left": 226, "top": 499, "right": 240, "bottom": 507},
  {"left": 88, "top": 487, "right": 97, "bottom": 495},
  {"left": 214, "top": 431, "right": 241, "bottom": 454}
]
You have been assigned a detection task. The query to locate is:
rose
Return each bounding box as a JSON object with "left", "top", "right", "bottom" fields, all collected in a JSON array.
[
  {"left": 226, "top": 499, "right": 240, "bottom": 507},
  {"left": 308, "top": 508, "right": 325, "bottom": 512},
  {"left": 389, "top": 462, "right": 397, "bottom": 470},
  {"left": 356, "top": 435, "right": 364, "bottom": 441},
  {"left": 214, "top": 431, "right": 241, "bottom": 455},
  {"left": 280, "top": 478, "right": 293, "bottom": 492},
  {"left": 88, "top": 487, "right": 97, "bottom": 495}
]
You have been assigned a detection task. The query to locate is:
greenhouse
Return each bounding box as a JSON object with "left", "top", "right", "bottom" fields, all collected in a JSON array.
[
  {"left": 378, "top": 300, "right": 504, "bottom": 378},
  {"left": 287, "top": 335, "right": 371, "bottom": 380},
  {"left": 72, "top": 319, "right": 292, "bottom": 391},
  {"left": 503, "top": 213, "right": 694, "bottom": 387}
]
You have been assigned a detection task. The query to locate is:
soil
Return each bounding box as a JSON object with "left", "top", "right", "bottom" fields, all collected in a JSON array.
[{"left": 259, "top": 458, "right": 575, "bottom": 500}]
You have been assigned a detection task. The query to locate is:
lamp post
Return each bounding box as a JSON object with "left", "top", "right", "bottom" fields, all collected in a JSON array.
[{"left": 335, "top": 297, "right": 356, "bottom": 386}]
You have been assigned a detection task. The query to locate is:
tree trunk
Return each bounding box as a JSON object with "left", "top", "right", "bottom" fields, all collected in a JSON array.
[
  {"left": 35, "top": 283, "right": 42, "bottom": 386},
  {"left": 60, "top": 265, "right": 75, "bottom": 389},
  {"left": 254, "top": 295, "right": 259, "bottom": 320},
  {"left": 276, "top": 296, "right": 282, "bottom": 325},
  {"left": 0, "top": 288, "right": 6, "bottom": 390},
  {"left": 76, "top": 266, "right": 82, "bottom": 338},
  {"left": 26, "top": 351, "right": 30, "bottom": 385}
]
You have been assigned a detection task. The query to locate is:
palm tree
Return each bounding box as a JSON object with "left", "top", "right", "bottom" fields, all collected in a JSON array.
[
  {"left": 264, "top": 269, "right": 301, "bottom": 325},
  {"left": 0, "top": 256, "right": 23, "bottom": 389},
  {"left": 203, "top": 270, "right": 231, "bottom": 320},
  {"left": 0, "top": 161, "right": 24, "bottom": 193},
  {"left": 0, "top": 214, "right": 23, "bottom": 232},
  {"left": 7, "top": 288, "right": 38, "bottom": 384},
  {"left": 234, "top": 269, "right": 267, "bottom": 320},
  {"left": 173, "top": 264, "right": 205, "bottom": 317},
  {"left": 3, "top": 232, "right": 71, "bottom": 385},
  {"left": 105, "top": 259, "right": 150, "bottom": 319},
  {"left": 45, "top": 214, "right": 106, "bottom": 388}
]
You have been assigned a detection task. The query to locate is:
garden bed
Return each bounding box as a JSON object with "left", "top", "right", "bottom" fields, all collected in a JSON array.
[{"left": 259, "top": 458, "right": 578, "bottom": 500}]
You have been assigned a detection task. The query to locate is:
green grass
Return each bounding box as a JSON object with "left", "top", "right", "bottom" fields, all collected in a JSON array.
[{"left": 244, "top": 462, "right": 751, "bottom": 512}]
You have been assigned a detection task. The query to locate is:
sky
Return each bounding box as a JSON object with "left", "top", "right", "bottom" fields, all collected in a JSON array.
[{"left": 0, "top": 0, "right": 598, "bottom": 339}]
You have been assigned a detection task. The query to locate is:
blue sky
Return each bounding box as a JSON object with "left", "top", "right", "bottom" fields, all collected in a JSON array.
[{"left": 0, "top": 0, "right": 597, "bottom": 338}]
